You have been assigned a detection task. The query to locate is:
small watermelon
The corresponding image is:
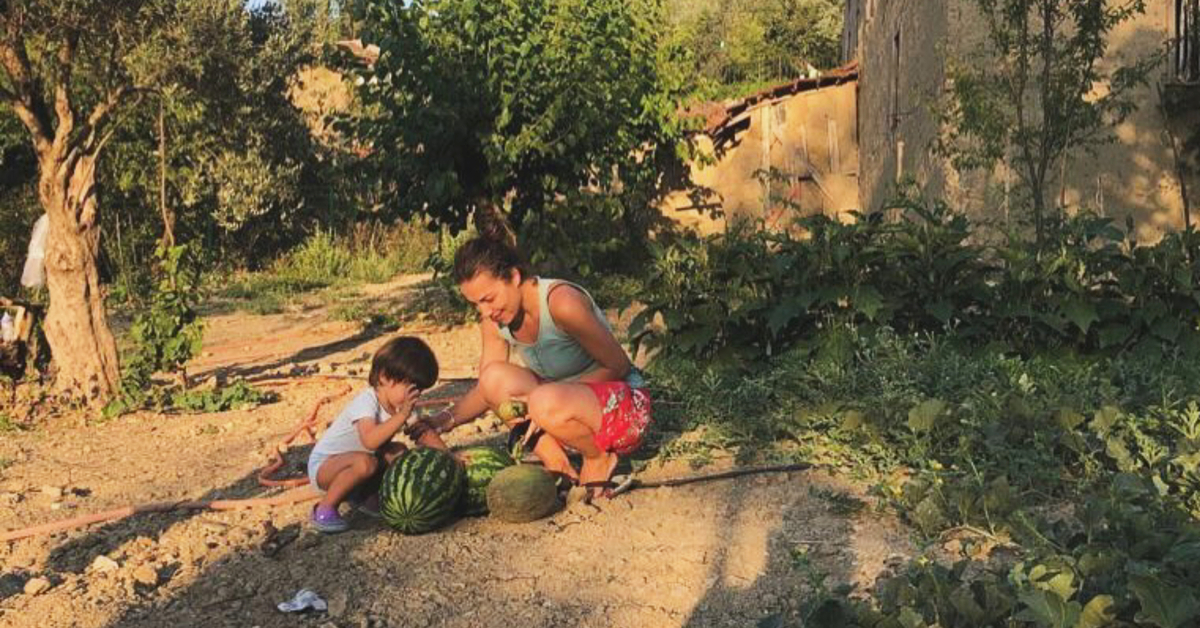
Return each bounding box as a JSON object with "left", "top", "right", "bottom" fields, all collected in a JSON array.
[
  {"left": 379, "top": 447, "right": 465, "bottom": 534},
  {"left": 486, "top": 464, "right": 559, "bottom": 523},
  {"left": 457, "top": 446, "right": 516, "bottom": 516}
]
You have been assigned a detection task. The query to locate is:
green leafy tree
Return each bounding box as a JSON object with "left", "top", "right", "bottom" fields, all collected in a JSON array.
[
  {"left": 665, "top": 0, "right": 843, "bottom": 98},
  {"left": 346, "top": 0, "right": 689, "bottom": 236},
  {"left": 0, "top": 0, "right": 320, "bottom": 401},
  {"left": 99, "top": 2, "right": 323, "bottom": 278},
  {"left": 938, "top": 0, "right": 1160, "bottom": 245}
]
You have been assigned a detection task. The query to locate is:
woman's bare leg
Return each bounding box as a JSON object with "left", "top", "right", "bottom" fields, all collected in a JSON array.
[
  {"left": 527, "top": 383, "right": 617, "bottom": 487},
  {"left": 478, "top": 362, "right": 578, "bottom": 479}
]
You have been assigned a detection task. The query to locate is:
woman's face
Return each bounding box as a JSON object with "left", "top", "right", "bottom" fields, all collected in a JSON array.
[{"left": 459, "top": 269, "right": 522, "bottom": 326}]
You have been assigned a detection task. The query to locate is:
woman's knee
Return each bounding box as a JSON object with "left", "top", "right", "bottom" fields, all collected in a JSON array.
[
  {"left": 480, "top": 362, "right": 537, "bottom": 403},
  {"left": 479, "top": 362, "right": 516, "bottom": 396},
  {"left": 528, "top": 385, "right": 573, "bottom": 427}
]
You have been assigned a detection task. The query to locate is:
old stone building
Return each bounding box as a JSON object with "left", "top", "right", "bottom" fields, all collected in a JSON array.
[{"left": 844, "top": 0, "right": 1200, "bottom": 240}]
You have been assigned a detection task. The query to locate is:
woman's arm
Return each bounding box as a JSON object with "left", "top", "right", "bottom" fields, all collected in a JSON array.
[
  {"left": 547, "top": 284, "right": 631, "bottom": 383},
  {"left": 426, "top": 320, "right": 510, "bottom": 433}
]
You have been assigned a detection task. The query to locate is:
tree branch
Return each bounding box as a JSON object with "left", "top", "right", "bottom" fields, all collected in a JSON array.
[
  {"left": 51, "top": 32, "right": 79, "bottom": 152},
  {"left": 0, "top": 19, "right": 52, "bottom": 152}
]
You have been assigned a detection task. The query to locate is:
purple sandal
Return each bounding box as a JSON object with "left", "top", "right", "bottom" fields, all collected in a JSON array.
[{"left": 311, "top": 504, "right": 349, "bottom": 533}]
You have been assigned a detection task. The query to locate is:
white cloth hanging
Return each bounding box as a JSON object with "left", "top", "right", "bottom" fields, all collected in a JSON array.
[{"left": 20, "top": 214, "right": 48, "bottom": 288}]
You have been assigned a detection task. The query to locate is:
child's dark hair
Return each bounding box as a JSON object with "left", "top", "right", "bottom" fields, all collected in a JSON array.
[{"left": 369, "top": 336, "right": 438, "bottom": 389}]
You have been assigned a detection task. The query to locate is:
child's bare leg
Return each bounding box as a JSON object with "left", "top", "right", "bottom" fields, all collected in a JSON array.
[{"left": 315, "top": 452, "right": 379, "bottom": 510}]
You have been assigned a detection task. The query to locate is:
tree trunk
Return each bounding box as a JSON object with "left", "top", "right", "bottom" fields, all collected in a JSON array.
[{"left": 37, "top": 151, "right": 120, "bottom": 401}]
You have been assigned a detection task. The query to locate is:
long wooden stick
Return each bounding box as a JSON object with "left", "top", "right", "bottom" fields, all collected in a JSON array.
[{"left": 628, "top": 462, "right": 812, "bottom": 490}]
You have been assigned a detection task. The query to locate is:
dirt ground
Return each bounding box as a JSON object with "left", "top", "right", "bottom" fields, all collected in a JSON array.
[{"left": 0, "top": 277, "right": 913, "bottom": 628}]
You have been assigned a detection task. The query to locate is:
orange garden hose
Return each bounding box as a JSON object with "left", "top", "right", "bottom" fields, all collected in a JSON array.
[{"left": 0, "top": 377, "right": 466, "bottom": 543}]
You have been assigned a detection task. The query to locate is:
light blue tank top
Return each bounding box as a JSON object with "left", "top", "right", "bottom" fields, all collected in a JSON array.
[{"left": 497, "top": 278, "right": 647, "bottom": 387}]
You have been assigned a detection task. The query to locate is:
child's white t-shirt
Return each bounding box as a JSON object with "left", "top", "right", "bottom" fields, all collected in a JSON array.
[{"left": 311, "top": 389, "right": 391, "bottom": 458}]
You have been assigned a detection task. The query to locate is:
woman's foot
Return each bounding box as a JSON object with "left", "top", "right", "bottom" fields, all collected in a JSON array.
[
  {"left": 311, "top": 504, "right": 349, "bottom": 533},
  {"left": 579, "top": 451, "right": 620, "bottom": 501}
]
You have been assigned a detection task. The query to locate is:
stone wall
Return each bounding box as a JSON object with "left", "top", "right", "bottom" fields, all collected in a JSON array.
[
  {"left": 661, "top": 81, "right": 860, "bottom": 234},
  {"left": 848, "top": 0, "right": 1200, "bottom": 240}
]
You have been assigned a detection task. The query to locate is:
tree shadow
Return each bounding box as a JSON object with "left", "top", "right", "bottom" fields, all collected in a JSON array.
[
  {"left": 44, "top": 447, "right": 313, "bottom": 576},
  {"left": 191, "top": 322, "right": 393, "bottom": 382},
  {"left": 676, "top": 474, "right": 889, "bottom": 628}
]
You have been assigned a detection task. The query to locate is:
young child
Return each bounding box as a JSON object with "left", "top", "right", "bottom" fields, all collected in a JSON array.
[{"left": 307, "top": 336, "right": 449, "bottom": 533}]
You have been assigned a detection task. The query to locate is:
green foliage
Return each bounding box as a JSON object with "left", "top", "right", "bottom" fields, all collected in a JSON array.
[
  {"left": 648, "top": 323, "right": 1200, "bottom": 627},
  {"left": 96, "top": 0, "right": 329, "bottom": 288},
  {"left": 104, "top": 243, "right": 203, "bottom": 416},
  {"left": 345, "top": 0, "right": 689, "bottom": 235},
  {"left": 664, "top": 0, "right": 843, "bottom": 101},
  {"left": 635, "top": 205, "right": 1200, "bottom": 372},
  {"left": 271, "top": 220, "right": 435, "bottom": 285},
  {"left": 169, "top": 380, "right": 272, "bottom": 414},
  {"left": 208, "top": 220, "right": 437, "bottom": 315},
  {"left": 0, "top": 412, "right": 24, "bottom": 434},
  {"left": 125, "top": 244, "right": 204, "bottom": 385}
]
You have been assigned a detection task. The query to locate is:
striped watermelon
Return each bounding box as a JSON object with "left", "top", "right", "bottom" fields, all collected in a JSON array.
[
  {"left": 457, "top": 446, "right": 516, "bottom": 516},
  {"left": 379, "top": 447, "right": 465, "bottom": 534}
]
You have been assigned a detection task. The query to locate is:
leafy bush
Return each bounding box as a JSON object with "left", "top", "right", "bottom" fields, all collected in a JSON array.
[
  {"left": 272, "top": 220, "right": 436, "bottom": 285},
  {"left": 634, "top": 205, "right": 1200, "bottom": 372},
  {"left": 121, "top": 244, "right": 204, "bottom": 389},
  {"left": 170, "top": 380, "right": 272, "bottom": 414}
]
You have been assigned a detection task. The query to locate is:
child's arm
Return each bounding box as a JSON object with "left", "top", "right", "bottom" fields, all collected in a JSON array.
[
  {"left": 356, "top": 384, "right": 420, "bottom": 451},
  {"left": 356, "top": 411, "right": 409, "bottom": 452}
]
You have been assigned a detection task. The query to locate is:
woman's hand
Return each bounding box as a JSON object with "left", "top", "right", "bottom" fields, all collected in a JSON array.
[{"left": 422, "top": 408, "right": 456, "bottom": 434}]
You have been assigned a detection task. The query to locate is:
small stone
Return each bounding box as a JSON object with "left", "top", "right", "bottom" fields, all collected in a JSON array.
[
  {"left": 0, "top": 573, "right": 25, "bottom": 598},
  {"left": 132, "top": 565, "right": 159, "bottom": 587},
  {"left": 24, "top": 577, "right": 51, "bottom": 596},
  {"left": 328, "top": 591, "right": 348, "bottom": 618},
  {"left": 41, "top": 485, "right": 63, "bottom": 499},
  {"left": 91, "top": 555, "right": 120, "bottom": 572},
  {"left": 319, "top": 622, "right": 340, "bottom": 628},
  {"left": 50, "top": 502, "right": 62, "bottom": 510}
]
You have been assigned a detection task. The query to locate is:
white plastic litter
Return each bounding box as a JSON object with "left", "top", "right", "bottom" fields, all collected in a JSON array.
[
  {"left": 277, "top": 588, "right": 327, "bottom": 613},
  {"left": 20, "top": 214, "right": 48, "bottom": 288}
]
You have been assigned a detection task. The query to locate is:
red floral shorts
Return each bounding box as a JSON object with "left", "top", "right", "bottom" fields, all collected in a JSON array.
[{"left": 585, "top": 381, "right": 652, "bottom": 455}]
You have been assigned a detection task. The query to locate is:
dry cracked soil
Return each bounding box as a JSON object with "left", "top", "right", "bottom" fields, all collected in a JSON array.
[{"left": 0, "top": 275, "right": 913, "bottom": 628}]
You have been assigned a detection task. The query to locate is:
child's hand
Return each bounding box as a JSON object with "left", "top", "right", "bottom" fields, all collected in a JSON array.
[{"left": 392, "top": 384, "right": 422, "bottom": 419}]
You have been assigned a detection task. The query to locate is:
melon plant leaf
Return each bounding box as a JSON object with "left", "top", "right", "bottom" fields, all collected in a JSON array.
[
  {"left": 1063, "top": 299, "right": 1098, "bottom": 334},
  {"left": 853, "top": 286, "right": 885, "bottom": 321},
  {"left": 767, "top": 293, "right": 814, "bottom": 337},
  {"left": 1097, "top": 323, "right": 1134, "bottom": 348},
  {"left": 907, "top": 399, "right": 947, "bottom": 433},
  {"left": 1076, "top": 594, "right": 1115, "bottom": 628},
  {"left": 1089, "top": 406, "right": 1122, "bottom": 436},
  {"left": 1016, "top": 589, "right": 1081, "bottom": 628},
  {"left": 925, "top": 299, "right": 954, "bottom": 323},
  {"left": 949, "top": 585, "right": 986, "bottom": 625},
  {"left": 1130, "top": 574, "right": 1200, "bottom": 628}
]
